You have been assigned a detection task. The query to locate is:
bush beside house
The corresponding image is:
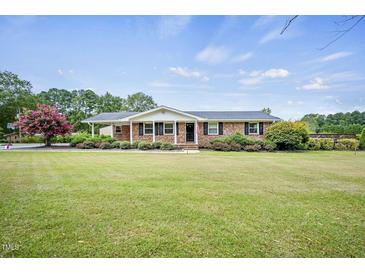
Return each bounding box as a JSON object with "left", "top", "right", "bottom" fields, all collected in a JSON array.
[{"left": 265, "top": 121, "right": 309, "bottom": 150}]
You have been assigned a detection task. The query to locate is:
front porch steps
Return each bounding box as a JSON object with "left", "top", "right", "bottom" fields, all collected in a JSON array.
[{"left": 176, "top": 143, "right": 199, "bottom": 150}]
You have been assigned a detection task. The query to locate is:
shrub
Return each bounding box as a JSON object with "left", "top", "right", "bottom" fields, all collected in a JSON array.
[
  {"left": 82, "top": 140, "right": 95, "bottom": 149},
  {"left": 262, "top": 141, "right": 277, "bottom": 152},
  {"left": 360, "top": 128, "right": 365, "bottom": 150},
  {"left": 244, "top": 144, "right": 261, "bottom": 152},
  {"left": 225, "top": 132, "right": 254, "bottom": 146},
  {"left": 334, "top": 139, "right": 359, "bottom": 150},
  {"left": 51, "top": 135, "right": 72, "bottom": 143},
  {"left": 230, "top": 142, "right": 242, "bottom": 151},
  {"left": 138, "top": 141, "right": 152, "bottom": 150},
  {"left": 111, "top": 141, "right": 121, "bottom": 148},
  {"left": 70, "top": 132, "right": 91, "bottom": 147},
  {"left": 211, "top": 132, "right": 254, "bottom": 147},
  {"left": 212, "top": 142, "right": 231, "bottom": 151},
  {"left": 307, "top": 138, "right": 321, "bottom": 150},
  {"left": 152, "top": 141, "right": 163, "bottom": 149},
  {"left": 99, "top": 142, "right": 111, "bottom": 149},
  {"left": 76, "top": 143, "right": 85, "bottom": 149},
  {"left": 20, "top": 135, "right": 44, "bottom": 143},
  {"left": 320, "top": 138, "right": 334, "bottom": 150},
  {"left": 160, "top": 142, "right": 176, "bottom": 150},
  {"left": 120, "top": 141, "right": 131, "bottom": 149},
  {"left": 265, "top": 121, "right": 309, "bottom": 150},
  {"left": 130, "top": 140, "right": 140, "bottom": 149}
]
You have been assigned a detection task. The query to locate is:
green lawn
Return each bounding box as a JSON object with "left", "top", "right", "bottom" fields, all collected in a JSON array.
[{"left": 0, "top": 151, "right": 364, "bottom": 258}]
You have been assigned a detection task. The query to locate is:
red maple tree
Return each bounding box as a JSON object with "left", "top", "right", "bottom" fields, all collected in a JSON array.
[{"left": 17, "top": 104, "right": 73, "bottom": 146}]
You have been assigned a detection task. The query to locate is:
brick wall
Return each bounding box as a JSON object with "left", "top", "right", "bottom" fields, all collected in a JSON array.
[
  {"left": 198, "top": 121, "right": 273, "bottom": 147},
  {"left": 114, "top": 125, "right": 130, "bottom": 141},
  {"left": 128, "top": 121, "right": 273, "bottom": 145}
]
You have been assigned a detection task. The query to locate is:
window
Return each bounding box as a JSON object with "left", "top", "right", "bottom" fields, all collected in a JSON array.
[
  {"left": 208, "top": 122, "right": 218, "bottom": 135},
  {"left": 164, "top": 123, "right": 174, "bottom": 135},
  {"left": 249, "top": 122, "right": 259, "bottom": 134},
  {"left": 115, "top": 126, "right": 122, "bottom": 133},
  {"left": 144, "top": 123, "right": 153, "bottom": 135}
]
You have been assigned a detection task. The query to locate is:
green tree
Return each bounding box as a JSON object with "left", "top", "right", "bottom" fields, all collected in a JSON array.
[
  {"left": 126, "top": 92, "right": 157, "bottom": 112},
  {"left": 37, "top": 88, "right": 75, "bottom": 114},
  {"left": 97, "top": 92, "right": 127, "bottom": 113},
  {"left": 261, "top": 107, "right": 272, "bottom": 115},
  {"left": 0, "top": 71, "right": 37, "bottom": 133}
]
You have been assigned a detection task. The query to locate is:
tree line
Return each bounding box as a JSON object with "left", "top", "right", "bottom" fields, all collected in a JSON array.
[
  {"left": 301, "top": 112, "right": 365, "bottom": 134},
  {"left": 0, "top": 71, "right": 157, "bottom": 134}
]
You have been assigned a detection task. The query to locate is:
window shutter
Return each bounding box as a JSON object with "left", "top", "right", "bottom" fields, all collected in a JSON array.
[
  {"left": 139, "top": 123, "right": 143, "bottom": 136},
  {"left": 259, "top": 122, "right": 264, "bottom": 135},
  {"left": 176, "top": 122, "right": 179, "bottom": 135},
  {"left": 203, "top": 122, "right": 208, "bottom": 135},
  {"left": 155, "top": 122, "right": 159, "bottom": 135},
  {"left": 218, "top": 122, "right": 223, "bottom": 135},
  {"left": 244, "top": 122, "right": 249, "bottom": 135},
  {"left": 159, "top": 123, "right": 164, "bottom": 135}
]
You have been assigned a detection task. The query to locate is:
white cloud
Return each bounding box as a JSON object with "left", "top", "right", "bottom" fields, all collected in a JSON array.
[
  {"left": 169, "top": 67, "right": 209, "bottom": 81},
  {"left": 239, "top": 68, "right": 289, "bottom": 86},
  {"left": 261, "top": 68, "right": 289, "bottom": 78},
  {"left": 297, "top": 77, "right": 329, "bottom": 91},
  {"left": 321, "top": 51, "right": 353, "bottom": 62},
  {"left": 57, "top": 69, "right": 63, "bottom": 75},
  {"left": 259, "top": 28, "right": 281, "bottom": 44},
  {"left": 196, "top": 46, "right": 230, "bottom": 64},
  {"left": 58, "top": 68, "right": 74, "bottom": 76},
  {"left": 158, "top": 16, "right": 191, "bottom": 38},
  {"left": 231, "top": 52, "right": 253, "bottom": 63}
]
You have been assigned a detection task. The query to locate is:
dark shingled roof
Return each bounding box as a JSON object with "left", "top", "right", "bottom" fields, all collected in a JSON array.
[
  {"left": 185, "top": 111, "right": 281, "bottom": 121},
  {"left": 82, "top": 109, "right": 281, "bottom": 122},
  {"left": 82, "top": 112, "right": 138, "bottom": 122}
]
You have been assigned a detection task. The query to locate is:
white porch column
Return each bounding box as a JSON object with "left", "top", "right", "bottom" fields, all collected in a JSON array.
[
  {"left": 110, "top": 124, "right": 114, "bottom": 138},
  {"left": 195, "top": 120, "right": 198, "bottom": 145},
  {"left": 174, "top": 120, "right": 177, "bottom": 144},
  {"left": 91, "top": 123, "right": 95, "bottom": 138},
  {"left": 130, "top": 121, "right": 133, "bottom": 144},
  {"left": 152, "top": 121, "right": 156, "bottom": 142}
]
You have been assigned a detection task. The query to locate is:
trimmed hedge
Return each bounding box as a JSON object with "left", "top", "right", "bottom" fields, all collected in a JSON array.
[
  {"left": 210, "top": 132, "right": 276, "bottom": 152},
  {"left": 120, "top": 141, "right": 131, "bottom": 149},
  {"left": 360, "top": 128, "right": 365, "bottom": 150},
  {"left": 160, "top": 142, "right": 176, "bottom": 150},
  {"left": 138, "top": 141, "right": 153, "bottom": 150},
  {"left": 334, "top": 139, "right": 359, "bottom": 150}
]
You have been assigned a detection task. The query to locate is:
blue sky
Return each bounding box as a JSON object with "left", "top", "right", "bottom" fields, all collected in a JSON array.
[{"left": 0, "top": 15, "right": 364, "bottom": 119}]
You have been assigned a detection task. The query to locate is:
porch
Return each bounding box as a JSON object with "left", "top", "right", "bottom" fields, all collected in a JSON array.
[{"left": 90, "top": 120, "right": 199, "bottom": 147}]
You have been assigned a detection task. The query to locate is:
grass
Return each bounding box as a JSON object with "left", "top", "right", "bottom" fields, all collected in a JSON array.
[{"left": 0, "top": 150, "right": 364, "bottom": 258}]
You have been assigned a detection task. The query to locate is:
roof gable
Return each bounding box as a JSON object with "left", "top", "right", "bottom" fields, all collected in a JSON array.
[{"left": 127, "top": 106, "right": 203, "bottom": 121}]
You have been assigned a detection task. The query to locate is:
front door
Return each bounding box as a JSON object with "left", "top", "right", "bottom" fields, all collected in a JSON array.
[{"left": 186, "top": 123, "right": 195, "bottom": 142}]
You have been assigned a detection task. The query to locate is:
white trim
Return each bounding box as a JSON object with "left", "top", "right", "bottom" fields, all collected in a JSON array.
[
  {"left": 208, "top": 122, "right": 219, "bottom": 135},
  {"left": 129, "top": 121, "right": 133, "bottom": 144},
  {"left": 248, "top": 122, "right": 259, "bottom": 134},
  {"left": 164, "top": 122, "right": 174, "bottom": 135},
  {"left": 126, "top": 105, "right": 204, "bottom": 121},
  {"left": 152, "top": 121, "right": 156, "bottom": 142},
  {"left": 143, "top": 122, "right": 153, "bottom": 135},
  {"left": 110, "top": 124, "right": 114, "bottom": 138},
  {"left": 91, "top": 123, "right": 94, "bottom": 138}
]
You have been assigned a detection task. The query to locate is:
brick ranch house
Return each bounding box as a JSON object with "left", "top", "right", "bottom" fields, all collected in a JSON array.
[{"left": 82, "top": 105, "right": 281, "bottom": 149}]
